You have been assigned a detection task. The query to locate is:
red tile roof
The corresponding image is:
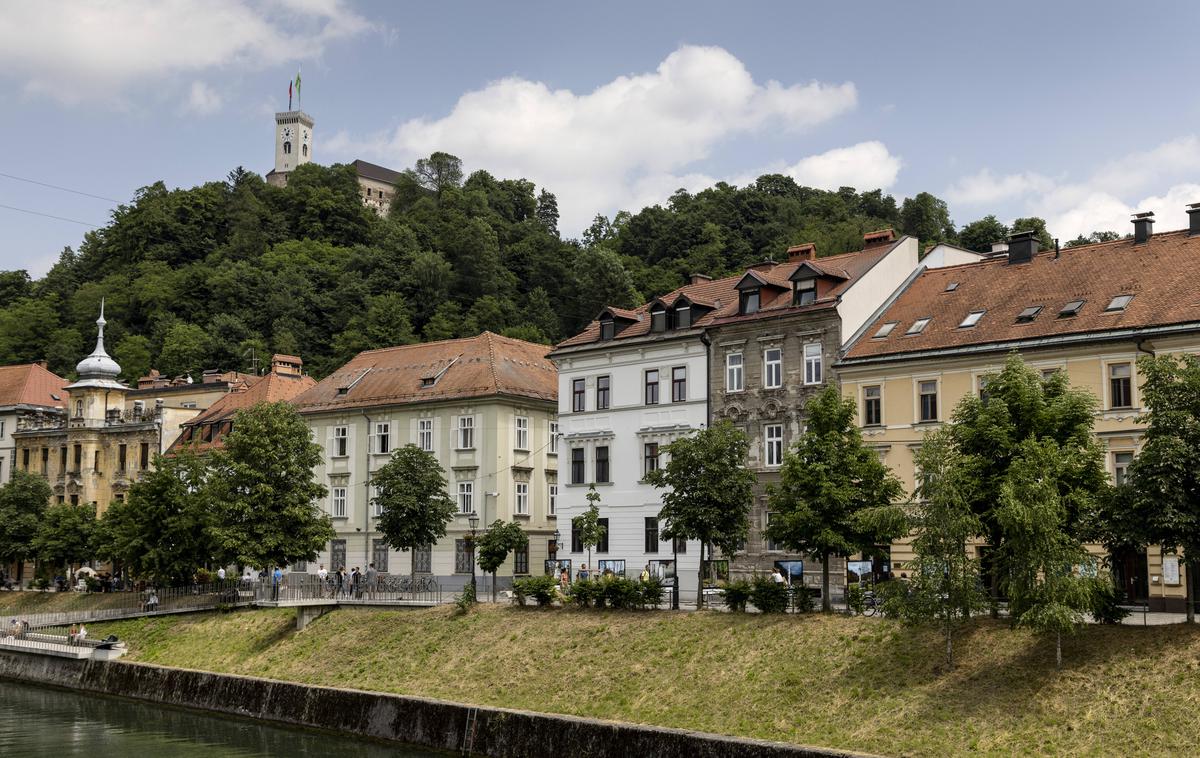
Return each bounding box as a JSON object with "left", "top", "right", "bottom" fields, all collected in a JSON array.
[
  {"left": 292, "top": 332, "right": 557, "bottom": 413},
  {"left": 168, "top": 371, "right": 317, "bottom": 453},
  {"left": 843, "top": 228, "right": 1200, "bottom": 363},
  {"left": 555, "top": 237, "right": 901, "bottom": 349},
  {"left": 0, "top": 363, "right": 67, "bottom": 409}
]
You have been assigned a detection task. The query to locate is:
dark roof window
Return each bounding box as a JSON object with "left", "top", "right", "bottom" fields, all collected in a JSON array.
[
  {"left": 1016, "top": 305, "right": 1043, "bottom": 323},
  {"left": 599, "top": 317, "right": 615, "bottom": 341},
  {"left": 649, "top": 306, "right": 667, "bottom": 333},
  {"left": 1058, "top": 300, "right": 1085, "bottom": 318},
  {"left": 873, "top": 321, "right": 899, "bottom": 339},
  {"left": 1105, "top": 294, "right": 1133, "bottom": 312},
  {"left": 739, "top": 290, "right": 760, "bottom": 315}
]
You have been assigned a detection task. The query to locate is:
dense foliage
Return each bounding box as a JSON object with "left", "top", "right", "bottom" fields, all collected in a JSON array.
[
  {"left": 372, "top": 444, "right": 457, "bottom": 560},
  {"left": 0, "top": 153, "right": 1071, "bottom": 380},
  {"left": 0, "top": 471, "right": 51, "bottom": 579}
]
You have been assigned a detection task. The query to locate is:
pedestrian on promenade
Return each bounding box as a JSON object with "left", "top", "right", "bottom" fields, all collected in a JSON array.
[
  {"left": 336, "top": 567, "right": 345, "bottom": 597},
  {"left": 640, "top": 564, "right": 650, "bottom": 582},
  {"left": 242, "top": 568, "right": 253, "bottom": 586},
  {"left": 68, "top": 623, "right": 79, "bottom": 645},
  {"left": 365, "top": 563, "right": 377, "bottom": 599},
  {"left": 271, "top": 566, "right": 283, "bottom": 600},
  {"left": 578, "top": 563, "right": 590, "bottom": 581},
  {"left": 351, "top": 567, "right": 361, "bottom": 599},
  {"left": 317, "top": 564, "right": 328, "bottom": 597},
  {"left": 559, "top": 568, "right": 570, "bottom": 591},
  {"left": 217, "top": 567, "right": 226, "bottom": 582}
]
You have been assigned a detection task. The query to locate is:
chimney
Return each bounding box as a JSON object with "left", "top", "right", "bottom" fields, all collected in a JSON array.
[
  {"left": 271, "top": 354, "right": 303, "bottom": 377},
  {"left": 786, "top": 243, "right": 816, "bottom": 262},
  {"left": 35, "top": 360, "right": 47, "bottom": 369},
  {"left": 1131, "top": 211, "right": 1154, "bottom": 244},
  {"left": 1188, "top": 203, "right": 1200, "bottom": 237},
  {"left": 862, "top": 229, "right": 896, "bottom": 248},
  {"left": 990, "top": 241, "right": 1009, "bottom": 255},
  {"left": 689, "top": 273, "right": 712, "bottom": 285},
  {"left": 1007, "top": 230, "right": 1039, "bottom": 264}
]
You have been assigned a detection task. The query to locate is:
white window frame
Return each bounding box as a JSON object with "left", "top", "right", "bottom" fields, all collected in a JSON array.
[
  {"left": 515, "top": 416, "right": 529, "bottom": 450},
  {"left": 418, "top": 419, "right": 433, "bottom": 452},
  {"left": 515, "top": 482, "right": 529, "bottom": 515},
  {"left": 917, "top": 379, "right": 939, "bottom": 422},
  {"left": 331, "top": 426, "right": 348, "bottom": 458},
  {"left": 331, "top": 486, "right": 348, "bottom": 518},
  {"left": 370, "top": 421, "right": 391, "bottom": 455},
  {"left": 764, "top": 424, "right": 784, "bottom": 467},
  {"left": 548, "top": 483, "right": 558, "bottom": 516},
  {"left": 726, "top": 352, "right": 744, "bottom": 392},
  {"left": 371, "top": 484, "right": 383, "bottom": 517},
  {"left": 803, "top": 343, "right": 822, "bottom": 385},
  {"left": 863, "top": 385, "right": 882, "bottom": 427},
  {"left": 1112, "top": 451, "right": 1134, "bottom": 486},
  {"left": 1106, "top": 361, "right": 1134, "bottom": 410},
  {"left": 457, "top": 416, "right": 475, "bottom": 450},
  {"left": 549, "top": 422, "right": 559, "bottom": 454},
  {"left": 458, "top": 482, "right": 474, "bottom": 514},
  {"left": 764, "top": 348, "right": 783, "bottom": 389}
]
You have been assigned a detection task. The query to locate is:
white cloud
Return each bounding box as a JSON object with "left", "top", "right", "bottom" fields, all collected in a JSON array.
[
  {"left": 182, "top": 81, "right": 222, "bottom": 115},
  {"left": 781, "top": 141, "right": 901, "bottom": 191},
  {"left": 0, "top": 0, "right": 370, "bottom": 106},
  {"left": 340, "top": 45, "right": 859, "bottom": 235},
  {"left": 948, "top": 136, "right": 1200, "bottom": 240}
]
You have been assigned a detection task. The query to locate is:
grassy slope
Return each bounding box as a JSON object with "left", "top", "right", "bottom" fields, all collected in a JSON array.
[
  {"left": 0, "top": 591, "right": 139, "bottom": 614},
  {"left": 93, "top": 606, "right": 1200, "bottom": 757}
]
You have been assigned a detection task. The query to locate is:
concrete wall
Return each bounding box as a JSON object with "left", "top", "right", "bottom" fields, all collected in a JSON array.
[{"left": 0, "top": 649, "right": 867, "bottom": 758}]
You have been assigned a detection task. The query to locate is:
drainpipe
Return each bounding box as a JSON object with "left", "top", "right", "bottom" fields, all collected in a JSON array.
[
  {"left": 700, "top": 332, "right": 712, "bottom": 427},
  {"left": 1135, "top": 337, "right": 1155, "bottom": 358},
  {"left": 363, "top": 412, "right": 372, "bottom": 570}
]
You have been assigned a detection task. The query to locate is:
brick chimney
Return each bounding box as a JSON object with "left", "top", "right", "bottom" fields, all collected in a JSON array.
[
  {"left": 270, "top": 354, "right": 303, "bottom": 377},
  {"left": 863, "top": 229, "right": 896, "bottom": 248},
  {"left": 1007, "top": 230, "right": 1039, "bottom": 264},
  {"left": 1131, "top": 211, "right": 1154, "bottom": 244},
  {"left": 689, "top": 273, "right": 712, "bottom": 285},
  {"left": 787, "top": 243, "right": 816, "bottom": 263},
  {"left": 1187, "top": 203, "right": 1200, "bottom": 237}
]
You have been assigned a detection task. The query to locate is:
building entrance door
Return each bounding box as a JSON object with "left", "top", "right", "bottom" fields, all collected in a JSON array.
[
  {"left": 1111, "top": 548, "right": 1149, "bottom": 604},
  {"left": 331, "top": 539, "right": 347, "bottom": 572}
]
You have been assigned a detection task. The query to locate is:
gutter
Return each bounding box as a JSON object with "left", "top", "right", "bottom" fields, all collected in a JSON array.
[
  {"left": 700, "top": 331, "right": 711, "bottom": 427},
  {"left": 362, "top": 411, "right": 372, "bottom": 568}
]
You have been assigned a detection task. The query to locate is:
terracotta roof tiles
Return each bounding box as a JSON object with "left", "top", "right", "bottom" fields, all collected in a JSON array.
[{"left": 0, "top": 363, "right": 67, "bottom": 409}]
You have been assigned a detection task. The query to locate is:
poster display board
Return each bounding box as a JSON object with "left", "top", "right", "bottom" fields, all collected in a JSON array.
[
  {"left": 775, "top": 560, "right": 804, "bottom": 581},
  {"left": 1163, "top": 556, "right": 1181, "bottom": 585},
  {"left": 544, "top": 559, "right": 571, "bottom": 578},
  {"left": 597, "top": 559, "right": 626, "bottom": 577},
  {"left": 649, "top": 559, "right": 676, "bottom": 585}
]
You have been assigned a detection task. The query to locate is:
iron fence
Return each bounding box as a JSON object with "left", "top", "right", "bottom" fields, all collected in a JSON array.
[{"left": 254, "top": 573, "right": 441, "bottom": 604}]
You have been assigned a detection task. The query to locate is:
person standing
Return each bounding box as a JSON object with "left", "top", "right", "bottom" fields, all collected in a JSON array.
[
  {"left": 350, "top": 567, "right": 361, "bottom": 599},
  {"left": 317, "top": 564, "right": 329, "bottom": 597},
  {"left": 640, "top": 564, "right": 650, "bottom": 582},
  {"left": 336, "top": 567, "right": 345, "bottom": 597},
  {"left": 365, "top": 563, "right": 377, "bottom": 600},
  {"left": 271, "top": 566, "right": 283, "bottom": 601}
]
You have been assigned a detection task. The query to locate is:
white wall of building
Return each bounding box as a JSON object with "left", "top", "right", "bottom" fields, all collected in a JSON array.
[{"left": 835, "top": 237, "right": 919, "bottom": 345}]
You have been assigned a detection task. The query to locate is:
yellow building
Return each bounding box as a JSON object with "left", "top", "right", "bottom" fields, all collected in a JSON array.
[{"left": 836, "top": 212, "right": 1200, "bottom": 611}]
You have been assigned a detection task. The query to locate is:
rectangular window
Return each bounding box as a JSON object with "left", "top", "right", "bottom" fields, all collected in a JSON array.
[
  {"left": 643, "top": 442, "right": 660, "bottom": 477},
  {"left": 1109, "top": 363, "right": 1133, "bottom": 409},
  {"left": 549, "top": 422, "right": 559, "bottom": 454},
  {"left": 118, "top": 444, "right": 127, "bottom": 472},
  {"left": 372, "top": 539, "right": 389, "bottom": 573},
  {"left": 864, "top": 385, "right": 882, "bottom": 426},
  {"left": 740, "top": 290, "right": 760, "bottom": 315},
  {"left": 596, "top": 376, "right": 611, "bottom": 410},
  {"left": 548, "top": 483, "right": 558, "bottom": 516},
  {"left": 22, "top": 448, "right": 29, "bottom": 470},
  {"left": 331, "top": 426, "right": 348, "bottom": 457},
  {"left": 514, "top": 544, "right": 529, "bottom": 575},
  {"left": 571, "top": 448, "right": 585, "bottom": 484},
  {"left": 671, "top": 366, "right": 687, "bottom": 402},
  {"left": 644, "top": 517, "right": 660, "bottom": 554},
  {"left": 767, "top": 512, "right": 779, "bottom": 552},
  {"left": 418, "top": 419, "right": 433, "bottom": 452},
  {"left": 0, "top": 420, "right": 4, "bottom": 438},
  {"left": 673, "top": 537, "right": 687, "bottom": 554},
  {"left": 515, "top": 482, "right": 529, "bottom": 515},
  {"left": 803, "top": 343, "right": 822, "bottom": 385},
  {"left": 572, "top": 378, "right": 586, "bottom": 412},
  {"left": 571, "top": 518, "right": 583, "bottom": 553},
  {"left": 413, "top": 544, "right": 432, "bottom": 574},
  {"left": 455, "top": 540, "right": 472, "bottom": 573},
  {"left": 764, "top": 348, "right": 782, "bottom": 389},
  {"left": 140, "top": 442, "right": 149, "bottom": 469},
  {"left": 515, "top": 416, "right": 529, "bottom": 450},
  {"left": 644, "top": 370, "right": 659, "bottom": 405},
  {"left": 370, "top": 421, "right": 391, "bottom": 454},
  {"left": 765, "top": 424, "right": 783, "bottom": 467},
  {"left": 595, "top": 445, "right": 610, "bottom": 484},
  {"left": 458, "top": 416, "right": 475, "bottom": 449},
  {"left": 458, "top": 482, "right": 474, "bottom": 514},
  {"left": 906, "top": 317, "right": 931, "bottom": 335},
  {"left": 675, "top": 306, "right": 692, "bottom": 328},
  {"left": 919, "top": 380, "right": 939, "bottom": 422},
  {"left": 73, "top": 444, "right": 81, "bottom": 471},
  {"left": 959, "top": 310, "right": 985, "bottom": 328},
  {"left": 331, "top": 486, "right": 347, "bottom": 518},
  {"left": 726, "top": 352, "right": 744, "bottom": 392},
  {"left": 599, "top": 320, "right": 615, "bottom": 341},
  {"left": 1113, "top": 451, "right": 1134, "bottom": 486},
  {"left": 60, "top": 447, "right": 67, "bottom": 470},
  {"left": 597, "top": 518, "right": 609, "bottom": 553},
  {"left": 794, "top": 278, "right": 817, "bottom": 306}
]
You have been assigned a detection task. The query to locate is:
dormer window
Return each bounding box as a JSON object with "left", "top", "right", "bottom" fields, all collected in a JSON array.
[
  {"left": 739, "top": 289, "right": 760, "bottom": 315},
  {"left": 794, "top": 278, "right": 817, "bottom": 306},
  {"left": 675, "top": 306, "right": 692, "bottom": 329},
  {"left": 650, "top": 306, "right": 668, "bottom": 333},
  {"left": 599, "top": 317, "right": 615, "bottom": 341}
]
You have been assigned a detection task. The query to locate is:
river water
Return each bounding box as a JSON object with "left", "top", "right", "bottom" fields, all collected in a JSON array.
[{"left": 0, "top": 680, "right": 444, "bottom": 757}]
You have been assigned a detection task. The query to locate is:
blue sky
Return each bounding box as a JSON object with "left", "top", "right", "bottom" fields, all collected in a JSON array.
[{"left": 3, "top": 1, "right": 1199, "bottom": 276}]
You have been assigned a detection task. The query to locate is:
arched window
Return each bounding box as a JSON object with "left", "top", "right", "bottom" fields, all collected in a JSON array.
[
  {"left": 283, "top": 141, "right": 292, "bottom": 155},
  {"left": 75, "top": 399, "right": 83, "bottom": 418},
  {"left": 302, "top": 144, "right": 308, "bottom": 157}
]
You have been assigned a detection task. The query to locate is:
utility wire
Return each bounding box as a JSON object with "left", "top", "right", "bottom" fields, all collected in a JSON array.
[
  {"left": 0, "top": 202, "right": 102, "bottom": 228},
  {"left": 0, "top": 171, "right": 123, "bottom": 203}
]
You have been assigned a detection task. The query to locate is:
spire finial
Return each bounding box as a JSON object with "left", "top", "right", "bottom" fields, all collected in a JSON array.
[{"left": 97, "top": 297, "right": 106, "bottom": 326}]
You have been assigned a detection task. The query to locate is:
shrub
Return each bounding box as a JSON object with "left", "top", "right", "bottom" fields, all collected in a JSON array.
[
  {"left": 568, "top": 578, "right": 599, "bottom": 608},
  {"left": 1090, "top": 577, "right": 1132, "bottom": 624},
  {"left": 791, "top": 584, "right": 815, "bottom": 613},
  {"left": 453, "top": 582, "right": 476, "bottom": 615},
  {"left": 875, "top": 580, "right": 908, "bottom": 617},
  {"left": 513, "top": 575, "right": 558, "bottom": 607},
  {"left": 749, "top": 575, "right": 790, "bottom": 613},
  {"left": 846, "top": 583, "right": 866, "bottom": 615},
  {"left": 639, "top": 576, "right": 665, "bottom": 608},
  {"left": 723, "top": 580, "right": 752, "bottom": 612},
  {"left": 32, "top": 577, "right": 50, "bottom": 592},
  {"left": 511, "top": 578, "right": 530, "bottom": 606},
  {"left": 195, "top": 568, "right": 214, "bottom": 585},
  {"left": 602, "top": 576, "right": 642, "bottom": 609}
]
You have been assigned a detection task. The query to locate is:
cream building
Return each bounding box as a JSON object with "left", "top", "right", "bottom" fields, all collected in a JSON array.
[
  {"left": 292, "top": 333, "right": 559, "bottom": 590},
  {"left": 837, "top": 212, "right": 1200, "bottom": 611}
]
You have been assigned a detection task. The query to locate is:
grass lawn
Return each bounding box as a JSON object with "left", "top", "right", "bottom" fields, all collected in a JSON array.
[
  {"left": 0, "top": 590, "right": 138, "bottom": 614},
  {"left": 92, "top": 605, "right": 1200, "bottom": 757}
]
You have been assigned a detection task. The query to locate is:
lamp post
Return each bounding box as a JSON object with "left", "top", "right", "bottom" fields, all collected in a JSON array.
[
  {"left": 551, "top": 529, "right": 561, "bottom": 576},
  {"left": 467, "top": 514, "right": 479, "bottom": 598}
]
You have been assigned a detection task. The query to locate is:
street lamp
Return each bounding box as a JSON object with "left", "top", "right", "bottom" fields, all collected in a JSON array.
[
  {"left": 552, "top": 529, "right": 561, "bottom": 560},
  {"left": 467, "top": 514, "right": 479, "bottom": 597}
]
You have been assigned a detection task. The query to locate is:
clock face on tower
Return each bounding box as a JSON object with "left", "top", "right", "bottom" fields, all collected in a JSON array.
[{"left": 281, "top": 127, "right": 293, "bottom": 140}]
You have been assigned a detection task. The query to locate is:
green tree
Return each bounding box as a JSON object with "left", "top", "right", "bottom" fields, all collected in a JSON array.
[
  {"left": 410, "top": 151, "right": 464, "bottom": 199},
  {"left": 33, "top": 501, "right": 96, "bottom": 577},
  {"left": 0, "top": 471, "right": 52, "bottom": 583},
  {"left": 646, "top": 421, "right": 756, "bottom": 609},
  {"left": 766, "top": 385, "right": 907, "bottom": 612},
  {"left": 158, "top": 322, "right": 210, "bottom": 379},
  {"left": 900, "top": 192, "right": 957, "bottom": 246},
  {"left": 208, "top": 402, "right": 333, "bottom": 569},
  {"left": 476, "top": 519, "right": 529, "bottom": 603},
  {"left": 997, "top": 440, "right": 1098, "bottom": 668},
  {"left": 94, "top": 451, "right": 215, "bottom": 585},
  {"left": 1009, "top": 216, "right": 1055, "bottom": 250},
  {"left": 958, "top": 215, "right": 1009, "bottom": 253},
  {"left": 371, "top": 444, "right": 457, "bottom": 573},
  {"left": 573, "top": 486, "right": 606, "bottom": 572},
  {"left": 114, "top": 334, "right": 153, "bottom": 383},
  {"left": 900, "top": 429, "right": 987, "bottom": 667},
  {"left": 1065, "top": 230, "right": 1122, "bottom": 248},
  {"left": 535, "top": 189, "right": 559, "bottom": 236}
]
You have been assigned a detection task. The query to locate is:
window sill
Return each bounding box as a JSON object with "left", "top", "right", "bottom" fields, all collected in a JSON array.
[
  {"left": 513, "top": 513, "right": 531, "bottom": 519},
  {"left": 329, "top": 455, "right": 349, "bottom": 460},
  {"left": 913, "top": 420, "right": 941, "bottom": 426},
  {"left": 514, "top": 448, "right": 530, "bottom": 453},
  {"left": 455, "top": 448, "right": 476, "bottom": 452}
]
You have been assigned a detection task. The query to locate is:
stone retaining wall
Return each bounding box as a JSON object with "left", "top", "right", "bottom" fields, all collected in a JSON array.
[{"left": 0, "top": 648, "right": 875, "bottom": 758}]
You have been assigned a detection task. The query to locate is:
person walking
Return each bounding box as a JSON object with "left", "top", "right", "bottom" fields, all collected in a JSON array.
[
  {"left": 217, "top": 566, "right": 226, "bottom": 582},
  {"left": 76, "top": 624, "right": 87, "bottom": 644},
  {"left": 271, "top": 566, "right": 283, "bottom": 601},
  {"left": 365, "top": 563, "right": 378, "bottom": 600},
  {"left": 578, "top": 563, "right": 590, "bottom": 581},
  {"left": 640, "top": 564, "right": 650, "bottom": 582},
  {"left": 336, "top": 567, "right": 345, "bottom": 598},
  {"left": 68, "top": 623, "right": 79, "bottom": 645},
  {"left": 559, "top": 567, "right": 570, "bottom": 591}
]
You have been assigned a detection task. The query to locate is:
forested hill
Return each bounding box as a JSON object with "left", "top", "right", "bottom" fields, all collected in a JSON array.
[{"left": 0, "top": 153, "right": 1063, "bottom": 381}]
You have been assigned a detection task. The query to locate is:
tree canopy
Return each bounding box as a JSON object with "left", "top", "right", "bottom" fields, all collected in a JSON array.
[
  {"left": 371, "top": 444, "right": 458, "bottom": 560},
  {"left": 0, "top": 470, "right": 51, "bottom": 579}
]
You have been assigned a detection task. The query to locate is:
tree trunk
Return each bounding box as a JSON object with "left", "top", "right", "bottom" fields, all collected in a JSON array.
[
  {"left": 821, "top": 550, "right": 831, "bottom": 613},
  {"left": 989, "top": 569, "right": 999, "bottom": 619},
  {"left": 945, "top": 620, "right": 954, "bottom": 669},
  {"left": 1187, "top": 560, "right": 1196, "bottom": 624},
  {"left": 696, "top": 542, "right": 705, "bottom": 610},
  {"left": 1056, "top": 630, "right": 1062, "bottom": 670},
  {"left": 492, "top": 571, "right": 498, "bottom": 604}
]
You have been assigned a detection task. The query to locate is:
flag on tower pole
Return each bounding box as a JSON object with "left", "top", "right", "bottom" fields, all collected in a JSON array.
[
  {"left": 295, "top": 71, "right": 302, "bottom": 109},
  {"left": 288, "top": 80, "right": 293, "bottom": 110}
]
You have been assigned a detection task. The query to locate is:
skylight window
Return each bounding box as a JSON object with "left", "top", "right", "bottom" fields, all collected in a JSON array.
[
  {"left": 1016, "top": 305, "right": 1043, "bottom": 323},
  {"left": 906, "top": 317, "right": 931, "bottom": 335},
  {"left": 959, "top": 310, "right": 985, "bottom": 328},
  {"left": 1105, "top": 294, "right": 1134, "bottom": 312},
  {"left": 944, "top": 282, "right": 960, "bottom": 292},
  {"left": 873, "top": 321, "right": 899, "bottom": 339},
  {"left": 1058, "top": 300, "right": 1085, "bottom": 317}
]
